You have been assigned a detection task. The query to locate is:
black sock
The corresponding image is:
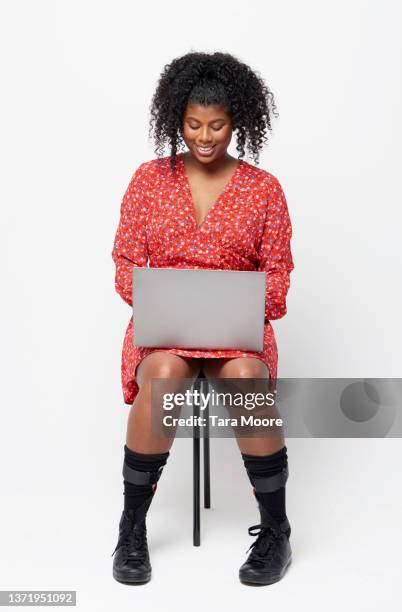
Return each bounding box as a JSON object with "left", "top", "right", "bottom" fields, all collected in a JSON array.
[
  {"left": 123, "top": 445, "right": 169, "bottom": 511},
  {"left": 241, "top": 446, "right": 290, "bottom": 533}
]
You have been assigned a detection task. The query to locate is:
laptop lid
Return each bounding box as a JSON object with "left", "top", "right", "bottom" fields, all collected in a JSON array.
[{"left": 132, "top": 267, "right": 266, "bottom": 352}]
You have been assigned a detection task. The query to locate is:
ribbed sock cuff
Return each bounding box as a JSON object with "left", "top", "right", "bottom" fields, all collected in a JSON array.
[{"left": 124, "top": 444, "right": 170, "bottom": 472}]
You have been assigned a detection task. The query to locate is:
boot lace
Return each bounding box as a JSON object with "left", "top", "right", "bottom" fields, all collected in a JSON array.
[
  {"left": 245, "top": 522, "right": 281, "bottom": 564},
  {"left": 111, "top": 517, "right": 147, "bottom": 560}
]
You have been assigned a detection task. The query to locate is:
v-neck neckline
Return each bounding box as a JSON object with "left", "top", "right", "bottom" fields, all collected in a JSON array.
[{"left": 178, "top": 152, "right": 243, "bottom": 230}]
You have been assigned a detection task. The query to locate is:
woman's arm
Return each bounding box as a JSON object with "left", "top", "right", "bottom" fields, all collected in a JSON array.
[
  {"left": 257, "top": 177, "right": 295, "bottom": 321},
  {"left": 111, "top": 163, "right": 149, "bottom": 307}
]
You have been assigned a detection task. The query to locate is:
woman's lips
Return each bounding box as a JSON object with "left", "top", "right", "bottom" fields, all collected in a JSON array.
[{"left": 195, "top": 144, "right": 215, "bottom": 156}]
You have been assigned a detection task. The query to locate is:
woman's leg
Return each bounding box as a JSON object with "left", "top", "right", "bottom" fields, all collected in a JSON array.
[
  {"left": 127, "top": 351, "right": 203, "bottom": 453},
  {"left": 201, "top": 357, "right": 292, "bottom": 586},
  {"left": 113, "top": 353, "right": 203, "bottom": 584},
  {"left": 201, "top": 356, "right": 284, "bottom": 455}
]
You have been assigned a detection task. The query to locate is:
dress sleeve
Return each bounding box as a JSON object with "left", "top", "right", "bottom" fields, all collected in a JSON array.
[
  {"left": 257, "top": 177, "right": 295, "bottom": 321},
  {"left": 111, "top": 163, "right": 149, "bottom": 307}
]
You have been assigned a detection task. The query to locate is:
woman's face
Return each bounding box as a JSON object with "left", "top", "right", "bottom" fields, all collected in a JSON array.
[{"left": 182, "top": 103, "right": 233, "bottom": 164}]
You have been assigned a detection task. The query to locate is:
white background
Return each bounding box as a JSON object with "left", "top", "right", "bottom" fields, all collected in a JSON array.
[{"left": 1, "top": 0, "right": 401, "bottom": 610}]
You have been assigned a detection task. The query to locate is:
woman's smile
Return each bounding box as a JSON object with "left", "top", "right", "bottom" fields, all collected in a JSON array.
[{"left": 194, "top": 144, "right": 216, "bottom": 156}]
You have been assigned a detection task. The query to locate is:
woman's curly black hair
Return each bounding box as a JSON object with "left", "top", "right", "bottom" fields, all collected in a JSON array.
[{"left": 148, "top": 51, "right": 278, "bottom": 172}]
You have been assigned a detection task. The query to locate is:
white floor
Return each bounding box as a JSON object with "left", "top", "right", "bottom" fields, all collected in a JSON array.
[{"left": 1, "top": 438, "right": 401, "bottom": 611}]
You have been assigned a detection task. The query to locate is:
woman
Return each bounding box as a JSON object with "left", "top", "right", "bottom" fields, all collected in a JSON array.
[{"left": 111, "top": 51, "right": 294, "bottom": 586}]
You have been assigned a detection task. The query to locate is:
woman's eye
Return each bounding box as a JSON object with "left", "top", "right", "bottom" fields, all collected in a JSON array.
[{"left": 188, "top": 124, "right": 223, "bottom": 131}]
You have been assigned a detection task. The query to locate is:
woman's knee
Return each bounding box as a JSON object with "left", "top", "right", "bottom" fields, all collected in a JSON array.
[
  {"left": 136, "top": 352, "right": 200, "bottom": 388},
  {"left": 221, "top": 357, "right": 269, "bottom": 380}
]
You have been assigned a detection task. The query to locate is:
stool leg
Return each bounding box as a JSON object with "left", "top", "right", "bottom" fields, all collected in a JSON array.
[
  {"left": 193, "top": 382, "right": 201, "bottom": 547},
  {"left": 203, "top": 400, "right": 211, "bottom": 509}
]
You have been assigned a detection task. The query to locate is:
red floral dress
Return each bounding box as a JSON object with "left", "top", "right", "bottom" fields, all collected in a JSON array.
[{"left": 111, "top": 153, "right": 294, "bottom": 405}]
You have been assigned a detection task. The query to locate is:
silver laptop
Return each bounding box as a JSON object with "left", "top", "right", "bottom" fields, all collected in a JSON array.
[{"left": 132, "top": 267, "right": 266, "bottom": 352}]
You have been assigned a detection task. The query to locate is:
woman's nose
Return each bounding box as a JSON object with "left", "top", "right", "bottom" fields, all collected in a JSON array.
[{"left": 198, "top": 127, "right": 213, "bottom": 143}]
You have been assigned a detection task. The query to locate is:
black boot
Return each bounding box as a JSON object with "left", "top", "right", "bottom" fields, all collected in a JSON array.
[
  {"left": 112, "top": 495, "right": 153, "bottom": 584},
  {"left": 239, "top": 454, "right": 292, "bottom": 586},
  {"left": 239, "top": 502, "right": 292, "bottom": 586},
  {"left": 112, "top": 454, "right": 166, "bottom": 584}
]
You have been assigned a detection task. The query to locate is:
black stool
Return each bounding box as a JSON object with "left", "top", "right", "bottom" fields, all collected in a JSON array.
[{"left": 192, "top": 371, "right": 211, "bottom": 546}]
